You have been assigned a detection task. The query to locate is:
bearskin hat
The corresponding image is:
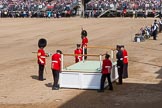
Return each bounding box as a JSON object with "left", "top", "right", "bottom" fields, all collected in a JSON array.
[
  {"left": 105, "top": 54, "right": 110, "bottom": 59},
  {"left": 116, "top": 45, "right": 121, "bottom": 49},
  {"left": 81, "top": 30, "right": 87, "bottom": 37},
  {"left": 120, "top": 45, "right": 124, "bottom": 48},
  {"left": 38, "top": 38, "right": 47, "bottom": 48},
  {"left": 76, "top": 44, "right": 81, "bottom": 47},
  {"left": 56, "top": 50, "right": 62, "bottom": 54}
]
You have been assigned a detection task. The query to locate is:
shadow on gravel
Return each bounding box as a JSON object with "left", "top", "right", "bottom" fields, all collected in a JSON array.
[
  {"left": 129, "top": 60, "right": 162, "bottom": 67},
  {"left": 133, "top": 46, "right": 162, "bottom": 51},
  {"left": 45, "top": 83, "right": 53, "bottom": 88},
  {"left": 156, "top": 68, "right": 162, "bottom": 80},
  {"left": 30, "top": 75, "right": 38, "bottom": 80},
  {"left": 58, "top": 68, "right": 162, "bottom": 108}
]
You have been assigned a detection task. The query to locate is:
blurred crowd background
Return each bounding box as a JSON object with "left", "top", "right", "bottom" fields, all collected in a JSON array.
[{"left": 0, "top": 0, "right": 161, "bottom": 18}]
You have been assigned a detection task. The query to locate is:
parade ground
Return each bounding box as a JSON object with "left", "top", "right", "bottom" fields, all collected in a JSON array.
[{"left": 0, "top": 18, "right": 162, "bottom": 108}]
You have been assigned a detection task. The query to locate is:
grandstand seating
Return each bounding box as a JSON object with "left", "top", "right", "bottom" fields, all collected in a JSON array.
[
  {"left": 0, "top": 0, "right": 161, "bottom": 18},
  {"left": 0, "top": 0, "right": 79, "bottom": 17}
]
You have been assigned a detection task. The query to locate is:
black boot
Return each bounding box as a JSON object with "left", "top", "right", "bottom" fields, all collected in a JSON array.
[
  {"left": 97, "top": 89, "right": 104, "bottom": 93},
  {"left": 109, "top": 87, "right": 113, "bottom": 91},
  {"left": 52, "top": 86, "right": 59, "bottom": 90}
]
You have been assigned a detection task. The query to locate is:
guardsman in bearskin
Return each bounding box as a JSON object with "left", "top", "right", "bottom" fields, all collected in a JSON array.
[
  {"left": 98, "top": 54, "right": 113, "bottom": 92},
  {"left": 74, "top": 44, "right": 83, "bottom": 63},
  {"left": 116, "top": 45, "right": 123, "bottom": 85},
  {"left": 121, "top": 45, "right": 128, "bottom": 79},
  {"left": 37, "top": 38, "right": 48, "bottom": 81},
  {"left": 81, "top": 30, "right": 88, "bottom": 60},
  {"left": 51, "top": 50, "right": 62, "bottom": 90}
]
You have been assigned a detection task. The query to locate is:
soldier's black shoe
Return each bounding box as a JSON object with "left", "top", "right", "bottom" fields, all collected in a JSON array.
[
  {"left": 116, "top": 82, "right": 122, "bottom": 85},
  {"left": 109, "top": 88, "right": 113, "bottom": 91},
  {"left": 57, "top": 84, "right": 60, "bottom": 88},
  {"left": 52, "top": 87, "right": 59, "bottom": 90},
  {"left": 123, "top": 76, "right": 128, "bottom": 79},
  {"left": 97, "top": 90, "right": 104, "bottom": 93}
]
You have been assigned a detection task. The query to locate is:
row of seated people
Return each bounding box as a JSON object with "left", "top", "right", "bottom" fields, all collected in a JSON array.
[
  {"left": 135, "top": 19, "right": 162, "bottom": 42},
  {"left": 86, "top": 0, "right": 160, "bottom": 11},
  {"left": 0, "top": 0, "right": 78, "bottom": 12},
  {"left": 0, "top": 0, "right": 78, "bottom": 18}
]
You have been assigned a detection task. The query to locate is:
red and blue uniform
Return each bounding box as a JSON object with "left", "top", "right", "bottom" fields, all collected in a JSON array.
[
  {"left": 51, "top": 53, "right": 61, "bottom": 71},
  {"left": 123, "top": 49, "right": 128, "bottom": 64},
  {"left": 82, "top": 37, "right": 88, "bottom": 48},
  {"left": 37, "top": 48, "right": 47, "bottom": 81},
  {"left": 74, "top": 48, "right": 83, "bottom": 63},
  {"left": 82, "top": 37, "right": 88, "bottom": 60},
  {"left": 51, "top": 52, "right": 62, "bottom": 90},
  {"left": 37, "top": 49, "right": 46, "bottom": 65},
  {"left": 122, "top": 49, "right": 128, "bottom": 78},
  {"left": 100, "top": 58, "right": 113, "bottom": 91},
  {"left": 102, "top": 59, "right": 112, "bottom": 74}
]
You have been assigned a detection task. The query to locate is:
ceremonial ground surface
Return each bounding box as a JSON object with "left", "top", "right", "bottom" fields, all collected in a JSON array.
[{"left": 0, "top": 18, "right": 162, "bottom": 108}]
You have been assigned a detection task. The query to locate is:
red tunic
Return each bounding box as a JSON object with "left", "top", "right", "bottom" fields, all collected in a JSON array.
[
  {"left": 102, "top": 59, "right": 112, "bottom": 74},
  {"left": 122, "top": 49, "right": 128, "bottom": 64},
  {"left": 37, "top": 49, "right": 46, "bottom": 65},
  {"left": 51, "top": 53, "right": 61, "bottom": 71},
  {"left": 82, "top": 37, "right": 88, "bottom": 48},
  {"left": 74, "top": 48, "right": 83, "bottom": 63}
]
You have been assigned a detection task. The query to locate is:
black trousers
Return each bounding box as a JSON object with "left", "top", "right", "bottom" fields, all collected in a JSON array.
[
  {"left": 152, "top": 31, "right": 157, "bottom": 40},
  {"left": 153, "top": 35, "right": 157, "bottom": 40},
  {"left": 100, "top": 73, "right": 113, "bottom": 90},
  {"left": 118, "top": 64, "right": 123, "bottom": 84},
  {"left": 52, "top": 69, "right": 60, "bottom": 88},
  {"left": 84, "top": 48, "right": 87, "bottom": 60},
  {"left": 38, "top": 64, "right": 44, "bottom": 80},
  {"left": 123, "top": 63, "right": 128, "bottom": 78},
  {"left": 160, "top": 25, "right": 162, "bottom": 33}
]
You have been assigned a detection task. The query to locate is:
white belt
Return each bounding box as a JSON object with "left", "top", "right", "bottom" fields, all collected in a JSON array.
[
  {"left": 105, "top": 66, "right": 111, "bottom": 68},
  {"left": 124, "top": 56, "right": 128, "bottom": 58},
  {"left": 52, "top": 61, "right": 58, "bottom": 63},
  {"left": 117, "top": 58, "right": 123, "bottom": 60},
  {"left": 40, "top": 56, "right": 45, "bottom": 58}
]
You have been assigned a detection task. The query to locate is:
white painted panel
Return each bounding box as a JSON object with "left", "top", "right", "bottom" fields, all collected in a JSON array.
[
  {"left": 60, "top": 72, "right": 80, "bottom": 88},
  {"left": 80, "top": 73, "right": 101, "bottom": 89}
]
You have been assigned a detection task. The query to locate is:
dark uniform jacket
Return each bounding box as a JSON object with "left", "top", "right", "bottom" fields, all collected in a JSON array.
[{"left": 116, "top": 50, "right": 123, "bottom": 66}]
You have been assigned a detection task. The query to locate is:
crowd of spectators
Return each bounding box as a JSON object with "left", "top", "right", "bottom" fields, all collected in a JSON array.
[
  {"left": 86, "top": 0, "right": 161, "bottom": 11},
  {"left": 0, "top": 0, "right": 161, "bottom": 18},
  {"left": 134, "top": 19, "right": 162, "bottom": 42},
  {"left": 85, "top": 0, "right": 161, "bottom": 17},
  {"left": 0, "top": 0, "right": 78, "bottom": 18}
]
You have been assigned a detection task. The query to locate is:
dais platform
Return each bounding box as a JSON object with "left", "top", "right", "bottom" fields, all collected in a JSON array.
[{"left": 60, "top": 60, "right": 118, "bottom": 89}]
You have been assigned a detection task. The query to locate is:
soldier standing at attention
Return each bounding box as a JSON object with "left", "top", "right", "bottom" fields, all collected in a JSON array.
[
  {"left": 51, "top": 50, "right": 62, "bottom": 90},
  {"left": 37, "top": 38, "right": 49, "bottom": 81},
  {"left": 121, "top": 45, "right": 128, "bottom": 79},
  {"left": 116, "top": 45, "right": 123, "bottom": 85},
  {"left": 81, "top": 30, "right": 88, "bottom": 60},
  {"left": 74, "top": 44, "right": 83, "bottom": 63}
]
